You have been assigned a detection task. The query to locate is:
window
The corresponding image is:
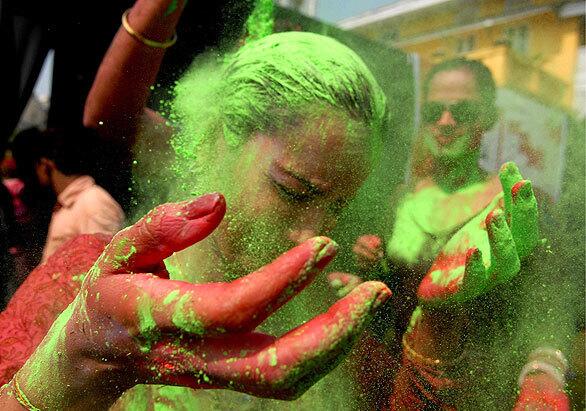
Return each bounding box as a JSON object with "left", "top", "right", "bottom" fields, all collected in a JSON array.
[
  {"left": 505, "top": 25, "right": 529, "bottom": 54},
  {"left": 457, "top": 35, "right": 476, "bottom": 53}
]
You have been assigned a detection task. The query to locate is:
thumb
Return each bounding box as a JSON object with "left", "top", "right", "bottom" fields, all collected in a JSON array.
[{"left": 100, "top": 193, "right": 226, "bottom": 274}]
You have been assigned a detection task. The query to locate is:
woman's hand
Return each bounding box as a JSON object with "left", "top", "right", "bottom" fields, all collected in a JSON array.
[
  {"left": 417, "top": 162, "right": 540, "bottom": 306},
  {"left": 9, "top": 193, "right": 390, "bottom": 410}
]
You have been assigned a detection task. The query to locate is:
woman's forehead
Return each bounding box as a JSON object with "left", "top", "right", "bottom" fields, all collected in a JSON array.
[{"left": 278, "top": 114, "right": 370, "bottom": 189}]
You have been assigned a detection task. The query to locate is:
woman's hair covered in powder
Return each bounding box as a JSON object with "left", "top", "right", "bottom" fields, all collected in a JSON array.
[{"left": 170, "top": 31, "right": 388, "bottom": 193}]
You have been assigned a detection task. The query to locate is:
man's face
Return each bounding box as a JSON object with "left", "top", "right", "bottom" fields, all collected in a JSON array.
[{"left": 422, "top": 68, "right": 484, "bottom": 160}]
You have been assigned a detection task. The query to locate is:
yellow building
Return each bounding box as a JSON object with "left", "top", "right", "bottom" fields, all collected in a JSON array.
[{"left": 339, "top": 0, "right": 585, "bottom": 111}]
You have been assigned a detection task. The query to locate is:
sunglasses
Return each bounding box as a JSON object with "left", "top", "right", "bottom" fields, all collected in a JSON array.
[{"left": 422, "top": 100, "right": 483, "bottom": 125}]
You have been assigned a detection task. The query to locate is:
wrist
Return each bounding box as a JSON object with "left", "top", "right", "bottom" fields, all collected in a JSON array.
[
  {"left": 404, "top": 306, "right": 468, "bottom": 367},
  {"left": 13, "top": 304, "right": 126, "bottom": 410},
  {"left": 15, "top": 352, "right": 126, "bottom": 411},
  {"left": 0, "top": 381, "right": 28, "bottom": 410},
  {"left": 127, "top": 0, "right": 183, "bottom": 42}
]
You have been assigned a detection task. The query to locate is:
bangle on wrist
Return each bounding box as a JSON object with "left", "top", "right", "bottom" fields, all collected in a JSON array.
[
  {"left": 12, "top": 378, "right": 41, "bottom": 411},
  {"left": 402, "top": 334, "right": 466, "bottom": 369},
  {"left": 518, "top": 360, "right": 565, "bottom": 388},
  {"left": 527, "top": 347, "right": 569, "bottom": 372},
  {"left": 518, "top": 348, "right": 568, "bottom": 388},
  {"left": 121, "top": 9, "right": 178, "bottom": 49}
]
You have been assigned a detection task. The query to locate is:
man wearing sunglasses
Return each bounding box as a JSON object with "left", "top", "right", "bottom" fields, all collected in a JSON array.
[
  {"left": 349, "top": 57, "right": 573, "bottom": 408},
  {"left": 419, "top": 58, "right": 498, "bottom": 182},
  {"left": 354, "top": 57, "right": 502, "bottom": 291},
  {"left": 349, "top": 59, "right": 504, "bottom": 404}
]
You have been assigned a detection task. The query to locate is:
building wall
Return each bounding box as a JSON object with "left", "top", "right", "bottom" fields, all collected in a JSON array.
[{"left": 349, "top": 0, "right": 582, "bottom": 110}]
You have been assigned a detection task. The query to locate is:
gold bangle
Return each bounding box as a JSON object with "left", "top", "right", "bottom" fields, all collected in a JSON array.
[
  {"left": 402, "top": 334, "right": 466, "bottom": 369},
  {"left": 121, "top": 9, "right": 177, "bottom": 49},
  {"left": 13, "top": 378, "right": 41, "bottom": 411}
]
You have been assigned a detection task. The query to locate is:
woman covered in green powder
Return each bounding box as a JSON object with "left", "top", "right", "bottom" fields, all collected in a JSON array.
[
  {"left": 0, "top": 0, "right": 394, "bottom": 409},
  {"left": 0, "top": 0, "right": 566, "bottom": 410}
]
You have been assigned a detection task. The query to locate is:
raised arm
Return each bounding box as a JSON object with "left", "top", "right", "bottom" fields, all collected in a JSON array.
[
  {"left": 83, "top": 0, "right": 184, "bottom": 140},
  {"left": 389, "top": 163, "right": 570, "bottom": 409}
]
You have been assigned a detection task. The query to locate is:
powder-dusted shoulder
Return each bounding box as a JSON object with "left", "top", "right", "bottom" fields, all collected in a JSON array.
[{"left": 0, "top": 234, "right": 109, "bottom": 385}]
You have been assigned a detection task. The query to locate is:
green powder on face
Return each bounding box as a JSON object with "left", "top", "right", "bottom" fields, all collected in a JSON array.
[{"left": 170, "top": 32, "right": 386, "bottom": 196}]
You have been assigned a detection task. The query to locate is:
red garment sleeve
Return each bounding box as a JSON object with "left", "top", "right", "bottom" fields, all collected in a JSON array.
[{"left": 0, "top": 234, "right": 110, "bottom": 385}]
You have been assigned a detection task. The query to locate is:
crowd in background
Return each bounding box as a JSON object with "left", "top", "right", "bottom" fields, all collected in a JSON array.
[{"left": 0, "top": 127, "right": 126, "bottom": 308}]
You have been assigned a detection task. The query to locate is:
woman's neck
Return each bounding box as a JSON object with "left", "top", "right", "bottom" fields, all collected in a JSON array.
[{"left": 432, "top": 152, "right": 484, "bottom": 193}]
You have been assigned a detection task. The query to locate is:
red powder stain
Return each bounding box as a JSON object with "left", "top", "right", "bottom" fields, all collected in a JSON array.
[
  {"left": 511, "top": 180, "right": 525, "bottom": 200},
  {"left": 418, "top": 249, "right": 469, "bottom": 301}
]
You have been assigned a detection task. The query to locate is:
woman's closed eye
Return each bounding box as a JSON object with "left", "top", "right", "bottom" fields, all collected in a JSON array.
[{"left": 271, "top": 179, "right": 317, "bottom": 203}]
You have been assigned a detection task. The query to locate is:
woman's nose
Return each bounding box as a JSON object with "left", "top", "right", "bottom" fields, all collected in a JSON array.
[{"left": 437, "top": 109, "right": 456, "bottom": 126}]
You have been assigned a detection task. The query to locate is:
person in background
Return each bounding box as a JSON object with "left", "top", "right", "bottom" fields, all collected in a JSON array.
[
  {"left": 338, "top": 59, "right": 503, "bottom": 406},
  {"left": 5, "top": 128, "right": 53, "bottom": 287},
  {"left": 343, "top": 57, "right": 573, "bottom": 409},
  {"left": 36, "top": 127, "right": 125, "bottom": 262}
]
